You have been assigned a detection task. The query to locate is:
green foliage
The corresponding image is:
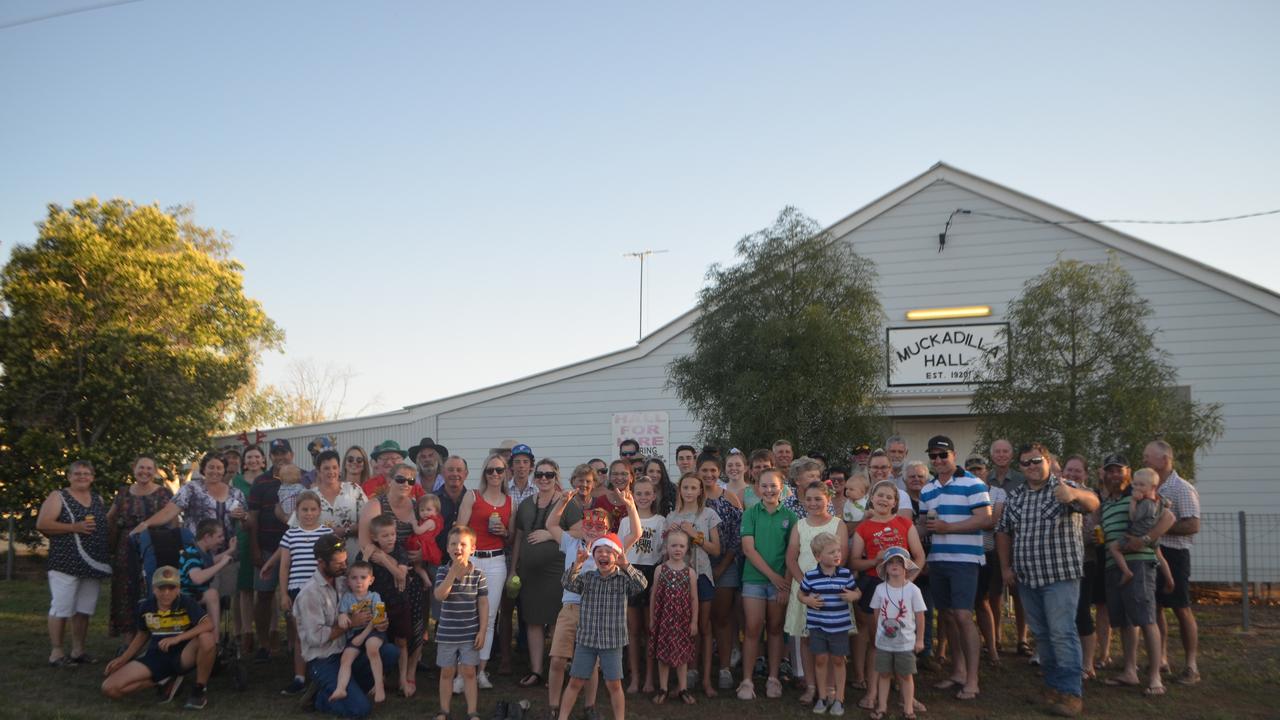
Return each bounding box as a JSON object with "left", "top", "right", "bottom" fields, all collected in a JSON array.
[
  {"left": 970, "top": 256, "right": 1223, "bottom": 474},
  {"left": 0, "top": 198, "right": 282, "bottom": 534},
  {"left": 667, "top": 207, "right": 886, "bottom": 458}
]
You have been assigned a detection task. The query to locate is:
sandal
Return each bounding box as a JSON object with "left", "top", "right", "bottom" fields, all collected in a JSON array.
[
  {"left": 932, "top": 678, "right": 964, "bottom": 691},
  {"left": 869, "top": 711, "right": 885, "bottom": 720},
  {"left": 48, "top": 655, "right": 71, "bottom": 668},
  {"left": 434, "top": 714, "right": 449, "bottom": 720},
  {"left": 69, "top": 653, "right": 97, "bottom": 664},
  {"left": 652, "top": 689, "right": 668, "bottom": 705},
  {"left": 1017, "top": 641, "right": 1032, "bottom": 656},
  {"left": 518, "top": 672, "right": 544, "bottom": 688},
  {"left": 1104, "top": 676, "right": 1141, "bottom": 687},
  {"left": 1144, "top": 684, "right": 1167, "bottom": 696},
  {"left": 678, "top": 689, "right": 696, "bottom": 705}
]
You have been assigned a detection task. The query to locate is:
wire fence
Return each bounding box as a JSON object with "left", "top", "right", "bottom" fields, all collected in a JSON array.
[{"left": 1192, "top": 512, "right": 1280, "bottom": 629}]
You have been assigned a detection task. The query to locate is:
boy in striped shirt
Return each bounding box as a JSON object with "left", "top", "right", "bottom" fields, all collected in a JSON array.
[{"left": 797, "top": 532, "right": 860, "bottom": 716}]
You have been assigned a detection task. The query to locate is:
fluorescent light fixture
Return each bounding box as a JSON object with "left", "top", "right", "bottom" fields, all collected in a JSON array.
[{"left": 905, "top": 305, "right": 992, "bottom": 321}]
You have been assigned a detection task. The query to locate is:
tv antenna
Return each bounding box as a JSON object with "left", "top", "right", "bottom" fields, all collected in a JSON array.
[{"left": 623, "top": 249, "right": 668, "bottom": 342}]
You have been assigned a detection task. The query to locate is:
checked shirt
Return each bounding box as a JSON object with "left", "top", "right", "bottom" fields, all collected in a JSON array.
[{"left": 996, "top": 476, "right": 1087, "bottom": 589}]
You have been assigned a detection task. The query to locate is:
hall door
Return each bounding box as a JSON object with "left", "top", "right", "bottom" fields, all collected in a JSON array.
[{"left": 890, "top": 418, "right": 982, "bottom": 462}]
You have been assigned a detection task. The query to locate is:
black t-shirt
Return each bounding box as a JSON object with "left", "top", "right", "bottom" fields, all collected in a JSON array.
[
  {"left": 248, "top": 468, "right": 288, "bottom": 554},
  {"left": 136, "top": 595, "right": 205, "bottom": 651},
  {"left": 436, "top": 488, "right": 466, "bottom": 558}
]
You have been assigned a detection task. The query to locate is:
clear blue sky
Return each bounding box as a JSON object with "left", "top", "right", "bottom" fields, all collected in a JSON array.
[{"left": 3, "top": 1, "right": 1278, "bottom": 418}]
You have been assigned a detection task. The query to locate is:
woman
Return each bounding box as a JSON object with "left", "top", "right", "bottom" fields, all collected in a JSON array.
[
  {"left": 644, "top": 457, "right": 679, "bottom": 517},
  {"left": 1063, "top": 454, "right": 1104, "bottom": 679},
  {"left": 510, "top": 458, "right": 568, "bottom": 688},
  {"left": 231, "top": 445, "right": 265, "bottom": 653},
  {"left": 357, "top": 461, "right": 427, "bottom": 692},
  {"left": 967, "top": 456, "right": 1006, "bottom": 666},
  {"left": 135, "top": 452, "right": 247, "bottom": 598},
  {"left": 36, "top": 459, "right": 112, "bottom": 666},
  {"left": 297, "top": 449, "right": 366, "bottom": 538},
  {"left": 699, "top": 453, "right": 744, "bottom": 697},
  {"left": 104, "top": 455, "right": 173, "bottom": 644},
  {"left": 342, "top": 445, "right": 371, "bottom": 489},
  {"left": 724, "top": 450, "right": 750, "bottom": 507},
  {"left": 457, "top": 453, "right": 516, "bottom": 688},
  {"left": 784, "top": 482, "right": 846, "bottom": 705}
]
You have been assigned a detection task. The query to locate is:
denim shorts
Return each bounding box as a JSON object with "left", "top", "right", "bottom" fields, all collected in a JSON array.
[
  {"left": 715, "top": 555, "right": 742, "bottom": 588},
  {"left": 696, "top": 575, "right": 714, "bottom": 603},
  {"left": 437, "top": 641, "right": 480, "bottom": 668},
  {"left": 570, "top": 644, "right": 623, "bottom": 681},
  {"left": 742, "top": 582, "right": 779, "bottom": 601},
  {"left": 929, "top": 561, "right": 979, "bottom": 611}
]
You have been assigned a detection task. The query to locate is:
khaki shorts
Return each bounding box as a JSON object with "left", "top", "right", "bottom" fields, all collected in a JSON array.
[
  {"left": 874, "top": 649, "right": 917, "bottom": 677},
  {"left": 549, "top": 604, "right": 581, "bottom": 659}
]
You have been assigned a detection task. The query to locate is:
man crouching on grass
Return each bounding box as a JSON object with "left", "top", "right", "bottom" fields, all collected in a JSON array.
[{"left": 102, "top": 565, "right": 217, "bottom": 709}]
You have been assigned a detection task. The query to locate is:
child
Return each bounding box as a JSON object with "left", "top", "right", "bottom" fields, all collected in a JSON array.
[
  {"left": 330, "top": 561, "right": 387, "bottom": 702},
  {"left": 841, "top": 473, "right": 871, "bottom": 524},
  {"left": 648, "top": 527, "right": 697, "bottom": 706},
  {"left": 434, "top": 525, "right": 489, "bottom": 720},
  {"left": 1110, "top": 468, "right": 1175, "bottom": 591},
  {"left": 362, "top": 514, "right": 416, "bottom": 696},
  {"left": 179, "top": 518, "right": 237, "bottom": 636},
  {"left": 265, "top": 491, "right": 333, "bottom": 695},
  {"left": 870, "top": 547, "right": 927, "bottom": 720},
  {"left": 558, "top": 533, "right": 649, "bottom": 720},
  {"left": 406, "top": 493, "right": 445, "bottom": 583},
  {"left": 619, "top": 476, "right": 666, "bottom": 695},
  {"left": 665, "top": 472, "right": 722, "bottom": 688},
  {"left": 737, "top": 468, "right": 796, "bottom": 700},
  {"left": 276, "top": 464, "right": 304, "bottom": 519},
  {"left": 797, "top": 532, "right": 860, "bottom": 716}
]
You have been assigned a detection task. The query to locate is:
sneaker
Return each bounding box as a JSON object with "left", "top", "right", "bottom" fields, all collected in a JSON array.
[
  {"left": 281, "top": 677, "right": 307, "bottom": 696},
  {"left": 158, "top": 675, "right": 184, "bottom": 704},
  {"left": 490, "top": 700, "right": 509, "bottom": 720},
  {"left": 828, "top": 700, "right": 845, "bottom": 717},
  {"left": 753, "top": 656, "right": 767, "bottom": 679},
  {"left": 580, "top": 706, "right": 602, "bottom": 720},
  {"left": 813, "top": 697, "right": 829, "bottom": 714},
  {"left": 765, "top": 677, "right": 783, "bottom": 699},
  {"left": 731, "top": 647, "right": 742, "bottom": 668},
  {"left": 1029, "top": 651, "right": 1041, "bottom": 667},
  {"left": 477, "top": 670, "right": 493, "bottom": 689},
  {"left": 719, "top": 668, "right": 734, "bottom": 689},
  {"left": 779, "top": 658, "right": 793, "bottom": 682},
  {"left": 253, "top": 648, "right": 271, "bottom": 664},
  {"left": 453, "top": 675, "right": 464, "bottom": 695},
  {"left": 184, "top": 686, "right": 208, "bottom": 710},
  {"left": 736, "top": 680, "right": 756, "bottom": 700}
]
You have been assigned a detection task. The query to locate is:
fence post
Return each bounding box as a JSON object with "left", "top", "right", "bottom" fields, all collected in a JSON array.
[
  {"left": 5, "top": 516, "right": 14, "bottom": 582},
  {"left": 1239, "top": 511, "right": 1249, "bottom": 631}
]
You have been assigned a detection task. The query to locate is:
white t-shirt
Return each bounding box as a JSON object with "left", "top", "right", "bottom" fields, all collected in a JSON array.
[
  {"left": 559, "top": 533, "right": 596, "bottom": 605},
  {"left": 619, "top": 514, "right": 666, "bottom": 566},
  {"left": 842, "top": 498, "right": 868, "bottom": 524},
  {"left": 871, "top": 580, "right": 928, "bottom": 652}
]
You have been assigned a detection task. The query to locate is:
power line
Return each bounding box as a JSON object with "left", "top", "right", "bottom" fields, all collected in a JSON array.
[{"left": 0, "top": 0, "right": 144, "bottom": 31}]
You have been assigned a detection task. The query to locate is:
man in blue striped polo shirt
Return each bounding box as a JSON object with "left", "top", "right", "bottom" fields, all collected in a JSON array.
[{"left": 919, "top": 435, "right": 992, "bottom": 702}]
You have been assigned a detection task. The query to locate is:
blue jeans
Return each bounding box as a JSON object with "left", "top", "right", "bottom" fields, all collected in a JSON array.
[
  {"left": 308, "top": 643, "right": 401, "bottom": 718},
  {"left": 1019, "top": 578, "right": 1083, "bottom": 697}
]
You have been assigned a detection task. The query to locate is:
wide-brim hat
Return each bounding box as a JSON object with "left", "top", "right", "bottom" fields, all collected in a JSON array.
[
  {"left": 370, "top": 440, "right": 405, "bottom": 459},
  {"left": 876, "top": 546, "right": 919, "bottom": 574},
  {"left": 408, "top": 437, "right": 448, "bottom": 460}
]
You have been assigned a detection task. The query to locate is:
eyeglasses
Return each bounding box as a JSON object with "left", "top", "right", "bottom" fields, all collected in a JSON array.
[
  {"left": 927, "top": 452, "right": 950, "bottom": 460},
  {"left": 393, "top": 476, "right": 415, "bottom": 484},
  {"left": 485, "top": 466, "right": 507, "bottom": 475},
  {"left": 345, "top": 456, "right": 364, "bottom": 464},
  {"left": 533, "top": 471, "right": 557, "bottom": 480},
  {"left": 1020, "top": 457, "right": 1046, "bottom": 468}
]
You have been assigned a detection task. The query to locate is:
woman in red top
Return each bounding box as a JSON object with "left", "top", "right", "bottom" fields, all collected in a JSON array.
[
  {"left": 456, "top": 453, "right": 515, "bottom": 687},
  {"left": 848, "top": 480, "right": 926, "bottom": 709}
]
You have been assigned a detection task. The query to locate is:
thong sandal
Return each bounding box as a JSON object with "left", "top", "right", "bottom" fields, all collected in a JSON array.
[
  {"left": 678, "top": 689, "right": 697, "bottom": 705},
  {"left": 518, "top": 672, "right": 544, "bottom": 688},
  {"left": 1144, "top": 684, "right": 1167, "bottom": 696},
  {"left": 652, "top": 689, "right": 668, "bottom": 705}
]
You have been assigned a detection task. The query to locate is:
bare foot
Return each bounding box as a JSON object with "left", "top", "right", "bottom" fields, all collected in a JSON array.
[
  {"left": 626, "top": 684, "right": 639, "bottom": 694},
  {"left": 328, "top": 688, "right": 348, "bottom": 702},
  {"left": 374, "top": 688, "right": 386, "bottom": 703}
]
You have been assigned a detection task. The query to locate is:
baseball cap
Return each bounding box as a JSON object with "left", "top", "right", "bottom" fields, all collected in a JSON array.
[
  {"left": 269, "top": 438, "right": 292, "bottom": 454},
  {"left": 926, "top": 435, "right": 954, "bottom": 452},
  {"left": 851, "top": 443, "right": 872, "bottom": 455},
  {"left": 965, "top": 455, "right": 989, "bottom": 469},
  {"left": 307, "top": 436, "right": 335, "bottom": 455},
  {"left": 510, "top": 444, "right": 534, "bottom": 460},
  {"left": 152, "top": 565, "right": 181, "bottom": 588},
  {"left": 1102, "top": 453, "right": 1129, "bottom": 468}
]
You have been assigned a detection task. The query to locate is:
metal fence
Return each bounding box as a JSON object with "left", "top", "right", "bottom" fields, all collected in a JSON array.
[{"left": 1193, "top": 512, "right": 1280, "bottom": 629}]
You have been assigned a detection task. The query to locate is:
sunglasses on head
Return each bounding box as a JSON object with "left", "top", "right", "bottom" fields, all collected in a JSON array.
[
  {"left": 393, "top": 475, "right": 415, "bottom": 484},
  {"left": 533, "top": 471, "right": 557, "bottom": 480},
  {"left": 485, "top": 466, "right": 507, "bottom": 475},
  {"left": 1020, "top": 457, "right": 1046, "bottom": 467},
  {"left": 927, "top": 452, "right": 950, "bottom": 460}
]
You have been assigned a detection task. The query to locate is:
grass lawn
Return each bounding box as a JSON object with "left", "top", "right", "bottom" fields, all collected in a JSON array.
[{"left": 1, "top": 575, "right": 1277, "bottom": 720}]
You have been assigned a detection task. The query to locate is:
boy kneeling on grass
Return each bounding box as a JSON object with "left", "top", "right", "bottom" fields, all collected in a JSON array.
[
  {"left": 557, "top": 533, "right": 649, "bottom": 720},
  {"left": 102, "top": 565, "right": 217, "bottom": 709}
]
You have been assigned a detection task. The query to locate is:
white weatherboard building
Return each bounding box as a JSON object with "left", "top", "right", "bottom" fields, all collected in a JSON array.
[{"left": 224, "top": 163, "right": 1280, "bottom": 582}]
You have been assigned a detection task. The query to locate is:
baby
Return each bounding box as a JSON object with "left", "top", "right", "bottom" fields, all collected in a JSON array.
[
  {"left": 405, "top": 493, "right": 444, "bottom": 584},
  {"left": 1110, "top": 468, "right": 1174, "bottom": 590},
  {"left": 276, "top": 464, "right": 304, "bottom": 517},
  {"left": 841, "top": 472, "right": 871, "bottom": 524}
]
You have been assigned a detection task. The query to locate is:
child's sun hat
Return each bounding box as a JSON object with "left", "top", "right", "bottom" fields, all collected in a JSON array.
[{"left": 876, "top": 545, "right": 919, "bottom": 575}]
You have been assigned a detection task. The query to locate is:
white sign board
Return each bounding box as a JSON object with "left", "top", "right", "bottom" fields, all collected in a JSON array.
[
  {"left": 612, "top": 411, "right": 669, "bottom": 460},
  {"left": 887, "top": 323, "right": 1007, "bottom": 387}
]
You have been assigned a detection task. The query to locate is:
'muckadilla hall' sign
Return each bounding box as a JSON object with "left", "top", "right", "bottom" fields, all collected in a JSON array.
[{"left": 887, "top": 323, "right": 1008, "bottom": 387}]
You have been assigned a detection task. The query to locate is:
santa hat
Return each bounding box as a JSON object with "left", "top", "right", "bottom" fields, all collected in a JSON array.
[{"left": 591, "top": 533, "right": 624, "bottom": 556}]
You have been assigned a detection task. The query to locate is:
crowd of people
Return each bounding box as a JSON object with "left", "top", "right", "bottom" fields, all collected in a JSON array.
[{"left": 34, "top": 432, "right": 1203, "bottom": 718}]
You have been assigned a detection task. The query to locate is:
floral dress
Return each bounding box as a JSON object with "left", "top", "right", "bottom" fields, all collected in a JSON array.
[
  {"left": 172, "top": 480, "right": 246, "bottom": 553},
  {"left": 108, "top": 486, "right": 173, "bottom": 635},
  {"left": 706, "top": 493, "right": 742, "bottom": 583},
  {"left": 650, "top": 563, "right": 696, "bottom": 665}
]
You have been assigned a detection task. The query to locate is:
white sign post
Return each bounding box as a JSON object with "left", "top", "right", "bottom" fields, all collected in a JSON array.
[
  {"left": 887, "top": 323, "right": 1008, "bottom": 387},
  {"left": 612, "top": 411, "right": 670, "bottom": 460}
]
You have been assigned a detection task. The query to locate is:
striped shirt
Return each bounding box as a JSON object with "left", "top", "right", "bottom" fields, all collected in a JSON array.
[
  {"left": 1100, "top": 495, "right": 1156, "bottom": 568},
  {"left": 995, "top": 476, "right": 1086, "bottom": 588},
  {"left": 562, "top": 564, "right": 648, "bottom": 649},
  {"left": 920, "top": 469, "right": 991, "bottom": 564},
  {"left": 1156, "top": 471, "right": 1200, "bottom": 550},
  {"left": 178, "top": 544, "right": 211, "bottom": 596},
  {"left": 279, "top": 526, "right": 334, "bottom": 592},
  {"left": 434, "top": 562, "right": 488, "bottom": 643},
  {"left": 798, "top": 565, "right": 857, "bottom": 634}
]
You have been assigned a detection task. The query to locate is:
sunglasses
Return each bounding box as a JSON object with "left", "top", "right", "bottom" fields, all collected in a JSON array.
[
  {"left": 927, "top": 452, "right": 951, "bottom": 460},
  {"left": 533, "top": 471, "right": 557, "bottom": 480},
  {"left": 485, "top": 466, "right": 507, "bottom": 475},
  {"left": 1020, "top": 457, "right": 1046, "bottom": 468},
  {"left": 345, "top": 456, "right": 364, "bottom": 464},
  {"left": 393, "top": 475, "right": 415, "bottom": 484},
  {"left": 619, "top": 450, "right": 638, "bottom": 457}
]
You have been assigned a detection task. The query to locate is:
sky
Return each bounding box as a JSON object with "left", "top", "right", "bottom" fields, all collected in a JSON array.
[{"left": 2, "top": 1, "right": 1278, "bottom": 420}]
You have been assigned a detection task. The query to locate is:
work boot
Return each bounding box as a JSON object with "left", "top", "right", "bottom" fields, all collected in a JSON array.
[{"left": 1049, "top": 693, "right": 1083, "bottom": 717}]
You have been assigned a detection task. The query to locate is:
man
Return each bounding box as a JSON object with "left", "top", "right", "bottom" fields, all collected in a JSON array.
[
  {"left": 101, "top": 566, "right": 218, "bottom": 709},
  {"left": 770, "top": 440, "right": 794, "bottom": 472},
  {"left": 674, "top": 445, "right": 698, "bottom": 477},
  {"left": 884, "top": 435, "right": 908, "bottom": 490},
  {"left": 294, "top": 534, "right": 399, "bottom": 717},
  {"left": 620, "top": 439, "right": 647, "bottom": 478},
  {"left": 304, "top": 436, "right": 336, "bottom": 488},
  {"left": 987, "top": 438, "right": 1029, "bottom": 652},
  {"left": 436, "top": 456, "right": 470, "bottom": 562},
  {"left": 587, "top": 458, "right": 609, "bottom": 485},
  {"left": 919, "top": 435, "right": 993, "bottom": 702},
  {"left": 508, "top": 444, "right": 539, "bottom": 508},
  {"left": 1098, "top": 453, "right": 1175, "bottom": 696},
  {"left": 867, "top": 449, "right": 914, "bottom": 520},
  {"left": 1144, "top": 439, "right": 1202, "bottom": 684},
  {"left": 408, "top": 437, "right": 448, "bottom": 493},
  {"left": 748, "top": 449, "right": 775, "bottom": 484},
  {"left": 247, "top": 438, "right": 293, "bottom": 663},
  {"left": 996, "top": 442, "right": 1099, "bottom": 717},
  {"left": 849, "top": 443, "right": 872, "bottom": 474},
  {"left": 362, "top": 440, "right": 420, "bottom": 499}
]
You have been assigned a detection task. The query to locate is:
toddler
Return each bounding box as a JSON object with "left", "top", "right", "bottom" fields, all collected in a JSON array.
[
  {"left": 841, "top": 473, "right": 871, "bottom": 524},
  {"left": 406, "top": 493, "right": 445, "bottom": 576},
  {"left": 330, "top": 561, "right": 387, "bottom": 702},
  {"left": 870, "top": 547, "right": 926, "bottom": 720},
  {"left": 276, "top": 464, "right": 304, "bottom": 517},
  {"left": 1110, "top": 468, "right": 1175, "bottom": 590},
  {"left": 648, "top": 527, "right": 696, "bottom": 705}
]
